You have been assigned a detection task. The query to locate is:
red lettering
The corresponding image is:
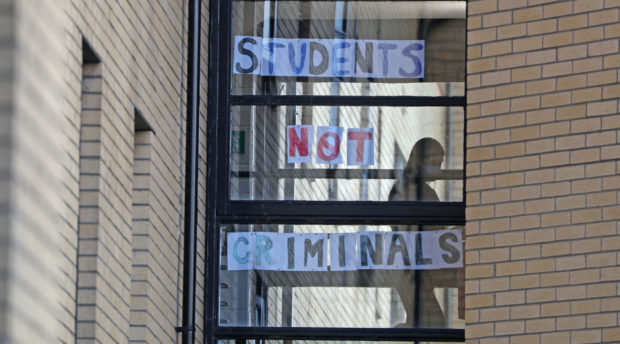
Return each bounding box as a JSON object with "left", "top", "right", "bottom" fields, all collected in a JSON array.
[
  {"left": 317, "top": 132, "right": 341, "bottom": 161},
  {"left": 288, "top": 127, "right": 309, "bottom": 157},
  {"left": 348, "top": 131, "right": 372, "bottom": 162}
]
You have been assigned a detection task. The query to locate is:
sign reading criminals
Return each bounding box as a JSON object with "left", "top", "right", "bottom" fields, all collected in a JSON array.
[{"left": 227, "top": 230, "right": 463, "bottom": 271}]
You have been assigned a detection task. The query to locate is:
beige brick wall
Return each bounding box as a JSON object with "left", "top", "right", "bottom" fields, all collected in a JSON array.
[
  {"left": 1, "top": 0, "right": 66, "bottom": 342},
  {"left": 2, "top": 0, "right": 209, "bottom": 342},
  {"left": 466, "top": 0, "right": 620, "bottom": 343}
]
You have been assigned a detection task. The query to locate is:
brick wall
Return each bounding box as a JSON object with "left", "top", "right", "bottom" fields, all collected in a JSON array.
[
  {"left": 466, "top": 0, "right": 620, "bottom": 342},
  {"left": 0, "top": 0, "right": 212, "bottom": 342}
]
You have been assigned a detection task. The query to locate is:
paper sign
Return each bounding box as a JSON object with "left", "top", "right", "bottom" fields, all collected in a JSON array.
[
  {"left": 316, "top": 126, "right": 343, "bottom": 164},
  {"left": 227, "top": 232, "right": 254, "bottom": 271},
  {"left": 292, "top": 233, "right": 329, "bottom": 271},
  {"left": 347, "top": 128, "right": 374, "bottom": 166},
  {"left": 287, "top": 125, "right": 314, "bottom": 163},
  {"left": 329, "top": 233, "right": 357, "bottom": 271},
  {"left": 227, "top": 230, "right": 462, "bottom": 271},
  {"left": 233, "top": 36, "right": 425, "bottom": 79}
]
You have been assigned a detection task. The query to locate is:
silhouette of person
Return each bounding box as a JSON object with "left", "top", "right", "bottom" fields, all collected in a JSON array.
[{"left": 389, "top": 138, "right": 456, "bottom": 328}]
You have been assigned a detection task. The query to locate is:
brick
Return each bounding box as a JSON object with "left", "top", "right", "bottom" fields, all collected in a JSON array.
[
  {"left": 512, "top": 66, "right": 541, "bottom": 82},
  {"left": 572, "top": 117, "right": 602, "bottom": 133},
  {"left": 603, "top": 328, "right": 620, "bottom": 342},
  {"left": 526, "top": 138, "right": 554, "bottom": 154},
  {"left": 469, "top": 15, "right": 482, "bottom": 30},
  {"left": 541, "top": 271, "right": 569, "bottom": 286},
  {"left": 557, "top": 285, "right": 586, "bottom": 300},
  {"left": 481, "top": 218, "right": 510, "bottom": 233},
  {"left": 498, "top": 0, "right": 527, "bottom": 10},
  {"left": 589, "top": 8, "right": 620, "bottom": 25},
  {"left": 558, "top": 315, "right": 587, "bottom": 330},
  {"left": 541, "top": 332, "right": 570, "bottom": 342},
  {"left": 572, "top": 87, "right": 602, "bottom": 104},
  {"left": 570, "top": 148, "right": 601, "bottom": 164},
  {"left": 470, "top": 0, "right": 498, "bottom": 15},
  {"left": 558, "top": 44, "right": 588, "bottom": 61},
  {"left": 542, "top": 61, "right": 572, "bottom": 77},
  {"left": 483, "top": 11, "right": 512, "bottom": 27},
  {"left": 482, "top": 70, "right": 511, "bottom": 86},
  {"left": 586, "top": 313, "right": 616, "bottom": 327},
  {"left": 498, "top": 23, "right": 527, "bottom": 39},
  {"left": 513, "top": 36, "right": 543, "bottom": 52},
  {"left": 572, "top": 208, "right": 602, "bottom": 223},
  {"left": 496, "top": 172, "right": 525, "bottom": 187},
  {"left": 573, "top": 57, "right": 603, "bottom": 73},
  {"left": 586, "top": 161, "right": 616, "bottom": 177},
  {"left": 525, "top": 198, "right": 554, "bottom": 214},
  {"left": 481, "top": 100, "right": 511, "bottom": 116},
  {"left": 526, "top": 79, "right": 555, "bottom": 95},
  {"left": 511, "top": 244, "right": 541, "bottom": 260},
  {"left": 480, "top": 277, "right": 510, "bottom": 292},
  {"left": 605, "top": 22, "right": 620, "bottom": 38},
  {"left": 495, "top": 320, "right": 525, "bottom": 335},
  {"left": 555, "top": 225, "right": 585, "bottom": 240},
  {"left": 587, "top": 282, "right": 616, "bottom": 297},
  {"left": 603, "top": 53, "right": 620, "bottom": 68},
  {"left": 483, "top": 40, "right": 512, "bottom": 57},
  {"left": 541, "top": 151, "right": 569, "bottom": 167},
  {"left": 497, "top": 53, "right": 527, "bottom": 69},
  {"left": 526, "top": 108, "right": 555, "bottom": 124},
  {"left": 497, "top": 261, "right": 525, "bottom": 276},
  {"left": 526, "top": 49, "right": 556, "bottom": 65},
  {"left": 602, "top": 84, "right": 620, "bottom": 99},
  {"left": 496, "top": 291, "right": 525, "bottom": 306},
  {"left": 558, "top": 14, "right": 588, "bottom": 30},
  {"left": 586, "top": 131, "right": 616, "bottom": 146},
  {"left": 481, "top": 129, "right": 510, "bottom": 145},
  {"left": 525, "top": 318, "right": 555, "bottom": 333},
  {"left": 469, "top": 87, "right": 496, "bottom": 103},
  {"left": 495, "top": 201, "right": 524, "bottom": 216},
  {"left": 543, "top": 2, "right": 573, "bottom": 18},
  {"left": 541, "top": 182, "right": 571, "bottom": 197},
  {"left": 511, "top": 275, "right": 540, "bottom": 289},
  {"left": 574, "top": 27, "right": 605, "bottom": 44},
  {"left": 587, "top": 70, "right": 617, "bottom": 87},
  {"left": 558, "top": 74, "right": 586, "bottom": 90},
  {"left": 541, "top": 91, "right": 571, "bottom": 107},
  {"left": 497, "top": 83, "right": 526, "bottom": 99},
  {"left": 574, "top": 0, "right": 604, "bottom": 12},
  {"left": 556, "top": 134, "right": 585, "bottom": 150},
  {"left": 514, "top": 7, "right": 543, "bottom": 23},
  {"left": 469, "top": 45, "right": 482, "bottom": 59},
  {"left": 541, "top": 121, "right": 570, "bottom": 137},
  {"left": 480, "top": 307, "right": 510, "bottom": 322},
  {"left": 543, "top": 31, "right": 573, "bottom": 48},
  {"left": 496, "top": 142, "right": 525, "bottom": 158},
  {"left": 526, "top": 288, "right": 555, "bottom": 303},
  {"left": 588, "top": 39, "right": 619, "bottom": 56},
  {"left": 469, "top": 28, "right": 497, "bottom": 44},
  {"left": 541, "top": 302, "right": 570, "bottom": 317},
  {"left": 541, "top": 241, "right": 570, "bottom": 256},
  {"left": 495, "top": 231, "right": 524, "bottom": 246}
]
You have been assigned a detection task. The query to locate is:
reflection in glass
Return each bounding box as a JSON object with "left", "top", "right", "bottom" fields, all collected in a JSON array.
[
  {"left": 231, "top": 1, "right": 466, "bottom": 96},
  {"left": 230, "top": 106, "right": 464, "bottom": 201},
  {"left": 219, "top": 224, "right": 464, "bottom": 329}
]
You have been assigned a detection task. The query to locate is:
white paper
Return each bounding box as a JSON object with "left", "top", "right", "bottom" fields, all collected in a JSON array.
[
  {"left": 233, "top": 36, "right": 425, "bottom": 79},
  {"left": 357, "top": 232, "right": 385, "bottom": 269},
  {"left": 293, "top": 233, "right": 329, "bottom": 271},
  {"left": 383, "top": 232, "right": 415, "bottom": 269},
  {"left": 287, "top": 125, "right": 314, "bottom": 163},
  {"left": 316, "top": 126, "right": 344, "bottom": 164},
  {"left": 347, "top": 128, "right": 374, "bottom": 166},
  {"left": 253, "top": 232, "right": 287, "bottom": 270},
  {"left": 227, "top": 232, "right": 254, "bottom": 271},
  {"left": 329, "top": 233, "right": 357, "bottom": 271}
]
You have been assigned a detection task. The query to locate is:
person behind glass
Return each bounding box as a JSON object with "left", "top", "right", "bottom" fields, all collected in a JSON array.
[{"left": 389, "top": 137, "right": 455, "bottom": 328}]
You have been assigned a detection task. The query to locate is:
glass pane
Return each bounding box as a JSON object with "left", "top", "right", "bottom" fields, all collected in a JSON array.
[
  {"left": 230, "top": 106, "right": 463, "bottom": 201},
  {"left": 231, "top": 1, "right": 465, "bottom": 96},
  {"left": 219, "top": 224, "right": 465, "bottom": 329},
  {"left": 218, "top": 341, "right": 462, "bottom": 344}
]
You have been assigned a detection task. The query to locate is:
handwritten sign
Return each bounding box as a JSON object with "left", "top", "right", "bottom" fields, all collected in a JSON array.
[
  {"left": 234, "top": 36, "right": 425, "bottom": 79},
  {"left": 287, "top": 125, "right": 374, "bottom": 166},
  {"left": 227, "top": 230, "right": 463, "bottom": 271}
]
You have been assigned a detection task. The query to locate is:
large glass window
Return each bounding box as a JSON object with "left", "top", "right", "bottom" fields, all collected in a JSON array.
[{"left": 206, "top": 1, "right": 466, "bottom": 343}]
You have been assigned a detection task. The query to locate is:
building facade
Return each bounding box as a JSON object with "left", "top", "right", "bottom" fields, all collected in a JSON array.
[{"left": 0, "top": 0, "right": 618, "bottom": 343}]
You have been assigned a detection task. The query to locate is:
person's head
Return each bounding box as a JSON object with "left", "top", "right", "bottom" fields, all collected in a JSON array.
[{"left": 404, "top": 137, "right": 445, "bottom": 180}]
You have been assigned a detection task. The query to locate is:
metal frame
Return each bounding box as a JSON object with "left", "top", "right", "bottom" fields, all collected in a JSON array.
[{"left": 204, "top": 0, "right": 467, "bottom": 343}]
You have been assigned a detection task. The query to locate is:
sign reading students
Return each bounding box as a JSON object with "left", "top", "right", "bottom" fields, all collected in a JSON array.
[{"left": 233, "top": 36, "right": 425, "bottom": 79}]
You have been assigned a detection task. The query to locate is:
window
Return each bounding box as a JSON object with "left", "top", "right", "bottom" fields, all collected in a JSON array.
[{"left": 206, "top": 1, "right": 466, "bottom": 342}]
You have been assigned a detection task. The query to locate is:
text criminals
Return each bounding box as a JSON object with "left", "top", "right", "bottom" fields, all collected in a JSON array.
[{"left": 227, "top": 230, "right": 463, "bottom": 271}]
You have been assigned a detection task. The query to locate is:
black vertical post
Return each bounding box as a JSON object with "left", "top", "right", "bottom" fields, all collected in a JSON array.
[{"left": 181, "top": 0, "right": 201, "bottom": 343}]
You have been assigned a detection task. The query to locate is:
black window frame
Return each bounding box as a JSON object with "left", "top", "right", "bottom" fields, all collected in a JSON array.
[{"left": 205, "top": 0, "right": 467, "bottom": 342}]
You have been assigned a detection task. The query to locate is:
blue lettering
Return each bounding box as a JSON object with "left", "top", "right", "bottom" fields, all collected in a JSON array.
[
  {"left": 264, "top": 42, "right": 285, "bottom": 75},
  {"left": 378, "top": 43, "right": 397, "bottom": 76},
  {"left": 288, "top": 42, "right": 307, "bottom": 75},
  {"left": 398, "top": 43, "right": 423, "bottom": 78},
  {"left": 332, "top": 42, "right": 351, "bottom": 76},
  {"left": 255, "top": 235, "right": 274, "bottom": 266},
  {"left": 233, "top": 236, "right": 250, "bottom": 264}
]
